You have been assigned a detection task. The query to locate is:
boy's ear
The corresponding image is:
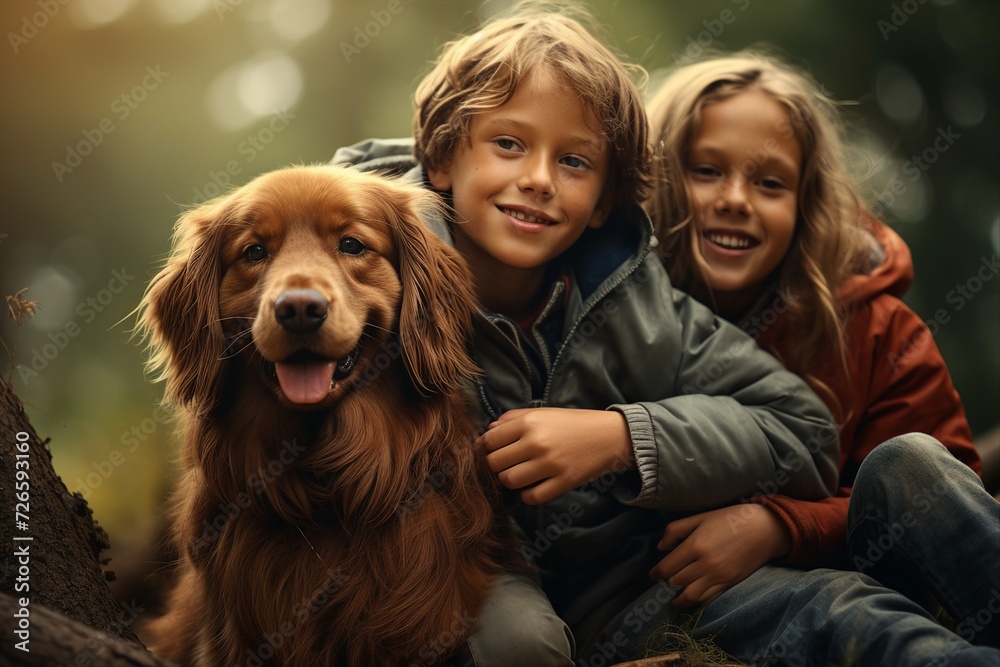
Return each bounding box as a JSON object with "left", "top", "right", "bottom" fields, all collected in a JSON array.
[{"left": 427, "top": 166, "right": 452, "bottom": 192}]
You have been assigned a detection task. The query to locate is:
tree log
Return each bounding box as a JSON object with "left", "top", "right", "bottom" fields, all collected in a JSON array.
[
  {"left": 0, "top": 376, "right": 171, "bottom": 664},
  {"left": 0, "top": 593, "right": 172, "bottom": 666}
]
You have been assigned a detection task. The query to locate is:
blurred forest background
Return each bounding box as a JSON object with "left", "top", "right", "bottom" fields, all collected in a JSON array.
[{"left": 1, "top": 0, "right": 997, "bottom": 599}]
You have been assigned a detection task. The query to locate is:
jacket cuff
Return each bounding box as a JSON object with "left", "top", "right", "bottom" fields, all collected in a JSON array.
[
  {"left": 747, "top": 494, "right": 827, "bottom": 567},
  {"left": 745, "top": 496, "right": 801, "bottom": 563},
  {"left": 607, "top": 403, "right": 658, "bottom": 506}
]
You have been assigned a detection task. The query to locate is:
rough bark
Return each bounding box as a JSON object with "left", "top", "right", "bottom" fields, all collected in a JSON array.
[
  {"left": 0, "top": 376, "right": 171, "bottom": 664},
  {"left": 1, "top": 593, "right": 172, "bottom": 666}
]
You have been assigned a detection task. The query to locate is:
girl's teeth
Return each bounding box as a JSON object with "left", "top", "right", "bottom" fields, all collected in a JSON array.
[
  {"left": 504, "top": 207, "right": 544, "bottom": 224},
  {"left": 707, "top": 233, "right": 751, "bottom": 249}
]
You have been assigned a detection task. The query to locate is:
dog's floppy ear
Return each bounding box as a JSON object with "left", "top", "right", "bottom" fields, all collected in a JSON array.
[
  {"left": 383, "top": 185, "right": 480, "bottom": 396},
  {"left": 137, "top": 200, "right": 229, "bottom": 414}
]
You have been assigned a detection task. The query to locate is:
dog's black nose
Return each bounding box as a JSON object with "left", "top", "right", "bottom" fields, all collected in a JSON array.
[{"left": 274, "top": 289, "right": 329, "bottom": 332}]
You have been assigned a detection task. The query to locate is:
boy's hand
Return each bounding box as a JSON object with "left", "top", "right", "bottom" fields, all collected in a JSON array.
[
  {"left": 648, "top": 504, "right": 792, "bottom": 609},
  {"left": 476, "top": 408, "right": 633, "bottom": 505}
]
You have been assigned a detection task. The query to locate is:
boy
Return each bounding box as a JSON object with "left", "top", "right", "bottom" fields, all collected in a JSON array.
[{"left": 333, "top": 5, "right": 840, "bottom": 665}]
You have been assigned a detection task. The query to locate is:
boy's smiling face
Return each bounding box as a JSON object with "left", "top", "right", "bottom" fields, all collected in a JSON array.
[{"left": 428, "top": 67, "right": 611, "bottom": 313}]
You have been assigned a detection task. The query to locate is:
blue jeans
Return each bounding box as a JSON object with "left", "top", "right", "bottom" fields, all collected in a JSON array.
[
  {"left": 581, "top": 565, "right": 999, "bottom": 667},
  {"left": 847, "top": 433, "right": 1000, "bottom": 648},
  {"left": 463, "top": 433, "right": 1000, "bottom": 666},
  {"left": 577, "top": 436, "right": 999, "bottom": 666}
]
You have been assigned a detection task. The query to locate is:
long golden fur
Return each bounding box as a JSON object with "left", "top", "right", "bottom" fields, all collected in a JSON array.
[{"left": 138, "top": 165, "right": 510, "bottom": 666}]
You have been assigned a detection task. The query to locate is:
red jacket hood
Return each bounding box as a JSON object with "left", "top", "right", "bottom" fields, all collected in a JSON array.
[
  {"left": 838, "top": 218, "right": 914, "bottom": 306},
  {"left": 749, "top": 217, "right": 977, "bottom": 568}
]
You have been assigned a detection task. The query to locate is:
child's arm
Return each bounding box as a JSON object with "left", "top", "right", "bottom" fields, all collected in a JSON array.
[
  {"left": 479, "top": 407, "right": 793, "bottom": 608},
  {"left": 648, "top": 504, "right": 791, "bottom": 608},
  {"left": 481, "top": 258, "right": 840, "bottom": 511},
  {"left": 611, "top": 285, "right": 840, "bottom": 511},
  {"left": 741, "top": 297, "right": 978, "bottom": 566},
  {"left": 647, "top": 296, "right": 978, "bottom": 607},
  {"left": 478, "top": 407, "right": 633, "bottom": 505}
]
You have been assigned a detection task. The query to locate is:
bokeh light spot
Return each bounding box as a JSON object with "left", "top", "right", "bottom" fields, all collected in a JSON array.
[
  {"left": 943, "top": 70, "right": 986, "bottom": 127},
  {"left": 267, "top": 0, "right": 332, "bottom": 43},
  {"left": 876, "top": 62, "right": 925, "bottom": 125},
  {"left": 68, "top": 0, "right": 138, "bottom": 29},
  {"left": 150, "top": 0, "right": 212, "bottom": 25},
  {"left": 25, "top": 266, "right": 78, "bottom": 331},
  {"left": 237, "top": 52, "right": 303, "bottom": 116},
  {"left": 206, "top": 64, "right": 258, "bottom": 131}
]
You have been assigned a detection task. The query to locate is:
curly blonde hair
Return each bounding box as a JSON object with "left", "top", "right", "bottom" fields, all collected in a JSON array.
[
  {"left": 413, "top": 0, "right": 651, "bottom": 207},
  {"left": 646, "top": 52, "right": 870, "bottom": 405}
]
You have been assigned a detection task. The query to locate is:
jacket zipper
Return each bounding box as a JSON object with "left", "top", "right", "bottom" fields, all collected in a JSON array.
[
  {"left": 540, "top": 245, "right": 651, "bottom": 405},
  {"left": 483, "top": 313, "right": 536, "bottom": 399}
]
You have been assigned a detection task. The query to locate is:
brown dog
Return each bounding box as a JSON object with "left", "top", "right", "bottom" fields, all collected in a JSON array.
[{"left": 138, "top": 165, "right": 509, "bottom": 666}]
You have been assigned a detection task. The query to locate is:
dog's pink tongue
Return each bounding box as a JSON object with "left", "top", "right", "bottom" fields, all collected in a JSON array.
[{"left": 274, "top": 360, "right": 336, "bottom": 404}]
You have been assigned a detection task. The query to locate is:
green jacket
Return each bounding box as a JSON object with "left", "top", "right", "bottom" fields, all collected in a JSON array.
[{"left": 332, "top": 138, "right": 839, "bottom": 636}]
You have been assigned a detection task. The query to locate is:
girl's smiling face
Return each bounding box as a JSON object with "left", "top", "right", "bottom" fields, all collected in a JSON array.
[{"left": 685, "top": 89, "right": 802, "bottom": 311}]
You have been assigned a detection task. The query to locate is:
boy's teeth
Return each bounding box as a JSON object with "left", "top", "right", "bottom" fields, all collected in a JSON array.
[
  {"left": 503, "top": 207, "right": 545, "bottom": 224},
  {"left": 707, "top": 232, "right": 752, "bottom": 249}
]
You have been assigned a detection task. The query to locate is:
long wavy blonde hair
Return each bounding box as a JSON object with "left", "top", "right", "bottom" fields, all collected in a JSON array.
[{"left": 646, "top": 52, "right": 870, "bottom": 408}]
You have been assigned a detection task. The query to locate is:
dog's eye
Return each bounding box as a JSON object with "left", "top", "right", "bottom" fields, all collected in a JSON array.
[
  {"left": 339, "top": 237, "right": 365, "bottom": 255},
  {"left": 244, "top": 244, "right": 267, "bottom": 263}
]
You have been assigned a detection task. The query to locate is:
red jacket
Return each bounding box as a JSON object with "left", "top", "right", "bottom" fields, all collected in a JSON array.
[{"left": 749, "top": 221, "right": 980, "bottom": 567}]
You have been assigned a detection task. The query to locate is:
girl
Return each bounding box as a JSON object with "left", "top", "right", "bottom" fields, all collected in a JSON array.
[{"left": 645, "top": 52, "right": 998, "bottom": 647}]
